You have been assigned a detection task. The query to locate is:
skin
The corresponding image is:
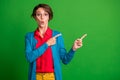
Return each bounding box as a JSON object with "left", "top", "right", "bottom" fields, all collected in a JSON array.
[{"left": 34, "top": 7, "right": 83, "bottom": 51}]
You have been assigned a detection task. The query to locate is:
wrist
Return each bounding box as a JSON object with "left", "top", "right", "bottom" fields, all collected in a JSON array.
[
  {"left": 46, "top": 42, "right": 50, "bottom": 46},
  {"left": 72, "top": 46, "right": 77, "bottom": 51}
]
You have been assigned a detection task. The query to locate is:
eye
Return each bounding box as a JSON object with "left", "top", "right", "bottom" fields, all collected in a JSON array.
[
  {"left": 44, "top": 13, "right": 49, "bottom": 16},
  {"left": 36, "top": 13, "right": 41, "bottom": 16}
]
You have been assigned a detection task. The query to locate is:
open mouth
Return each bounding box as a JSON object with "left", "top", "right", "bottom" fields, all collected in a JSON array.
[{"left": 40, "top": 21, "right": 44, "bottom": 24}]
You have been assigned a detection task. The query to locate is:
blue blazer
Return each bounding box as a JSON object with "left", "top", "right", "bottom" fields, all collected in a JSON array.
[{"left": 25, "top": 30, "right": 75, "bottom": 80}]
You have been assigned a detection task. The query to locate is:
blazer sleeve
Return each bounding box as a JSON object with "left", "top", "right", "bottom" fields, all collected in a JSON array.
[
  {"left": 25, "top": 33, "right": 48, "bottom": 63},
  {"left": 57, "top": 34, "right": 75, "bottom": 64}
]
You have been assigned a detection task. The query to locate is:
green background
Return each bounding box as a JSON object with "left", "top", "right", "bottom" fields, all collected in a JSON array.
[{"left": 0, "top": 0, "right": 120, "bottom": 80}]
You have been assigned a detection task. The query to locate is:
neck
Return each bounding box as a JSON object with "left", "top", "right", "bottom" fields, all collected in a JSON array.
[{"left": 38, "top": 25, "right": 48, "bottom": 38}]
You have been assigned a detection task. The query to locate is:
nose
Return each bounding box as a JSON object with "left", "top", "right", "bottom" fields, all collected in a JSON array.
[{"left": 41, "top": 14, "right": 44, "bottom": 20}]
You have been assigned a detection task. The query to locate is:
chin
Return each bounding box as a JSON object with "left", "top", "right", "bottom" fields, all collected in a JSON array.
[
  {"left": 39, "top": 24, "right": 45, "bottom": 28},
  {"left": 40, "top": 25, "right": 44, "bottom": 28}
]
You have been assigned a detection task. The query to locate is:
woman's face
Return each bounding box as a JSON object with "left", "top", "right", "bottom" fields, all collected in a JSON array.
[{"left": 35, "top": 8, "right": 49, "bottom": 28}]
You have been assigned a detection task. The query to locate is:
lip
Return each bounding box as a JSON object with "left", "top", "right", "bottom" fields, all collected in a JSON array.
[{"left": 40, "top": 21, "right": 44, "bottom": 24}]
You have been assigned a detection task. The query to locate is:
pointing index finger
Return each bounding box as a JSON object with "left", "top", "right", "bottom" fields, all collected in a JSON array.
[
  {"left": 80, "top": 34, "right": 87, "bottom": 40},
  {"left": 54, "top": 33, "right": 62, "bottom": 38}
]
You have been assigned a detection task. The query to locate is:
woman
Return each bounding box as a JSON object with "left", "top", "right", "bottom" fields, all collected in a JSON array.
[{"left": 25, "top": 4, "right": 83, "bottom": 80}]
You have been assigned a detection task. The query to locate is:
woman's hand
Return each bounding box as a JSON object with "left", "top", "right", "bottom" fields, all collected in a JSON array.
[
  {"left": 72, "top": 39, "right": 83, "bottom": 51},
  {"left": 72, "top": 34, "right": 87, "bottom": 51},
  {"left": 46, "top": 37, "right": 56, "bottom": 46},
  {"left": 46, "top": 33, "right": 62, "bottom": 46}
]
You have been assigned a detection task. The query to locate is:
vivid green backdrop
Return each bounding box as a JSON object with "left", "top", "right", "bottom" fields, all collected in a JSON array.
[{"left": 0, "top": 0, "right": 120, "bottom": 80}]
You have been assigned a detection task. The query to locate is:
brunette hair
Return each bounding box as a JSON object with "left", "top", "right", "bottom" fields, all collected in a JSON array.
[{"left": 31, "top": 4, "right": 53, "bottom": 20}]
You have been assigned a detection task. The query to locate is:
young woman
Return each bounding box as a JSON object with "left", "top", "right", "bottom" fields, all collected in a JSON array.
[{"left": 25, "top": 4, "right": 83, "bottom": 80}]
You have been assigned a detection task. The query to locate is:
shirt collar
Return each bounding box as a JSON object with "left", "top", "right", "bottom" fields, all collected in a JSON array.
[{"left": 34, "top": 27, "right": 52, "bottom": 38}]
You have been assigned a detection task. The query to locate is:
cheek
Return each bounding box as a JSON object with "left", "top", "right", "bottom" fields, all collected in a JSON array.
[
  {"left": 45, "top": 17, "right": 49, "bottom": 22},
  {"left": 45, "top": 15, "right": 50, "bottom": 20},
  {"left": 34, "top": 17, "right": 39, "bottom": 21},
  {"left": 35, "top": 18, "right": 40, "bottom": 23},
  {"left": 35, "top": 18, "right": 41, "bottom": 24},
  {"left": 46, "top": 16, "right": 49, "bottom": 20}
]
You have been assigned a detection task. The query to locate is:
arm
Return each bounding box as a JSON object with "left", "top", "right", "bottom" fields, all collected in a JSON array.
[
  {"left": 25, "top": 35, "right": 48, "bottom": 63},
  {"left": 57, "top": 35, "right": 75, "bottom": 64},
  {"left": 58, "top": 34, "right": 83, "bottom": 64}
]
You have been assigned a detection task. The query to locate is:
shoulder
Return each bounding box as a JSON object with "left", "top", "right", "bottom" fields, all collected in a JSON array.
[
  {"left": 25, "top": 32, "right": 34, "bottom": 39},
  {"left": 52, "top": 30, "right": 64, "bottom": 41},
  {"left": 52, "top": 30, "right": 61, "bottom": 36}
]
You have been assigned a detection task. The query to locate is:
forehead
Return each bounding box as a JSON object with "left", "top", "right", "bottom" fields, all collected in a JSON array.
[{"left": 36, "top": 8, "right": 48, "bottom": 13}]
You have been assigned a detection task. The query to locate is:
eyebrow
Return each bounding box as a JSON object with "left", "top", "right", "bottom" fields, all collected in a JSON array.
[{"left": 36, "top": 11, "right": 48, "bottom": 13}]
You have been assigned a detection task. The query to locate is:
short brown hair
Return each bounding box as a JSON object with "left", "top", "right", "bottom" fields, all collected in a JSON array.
[{"left": 31, "top": 4, "right": 53, "bottom": 21}]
